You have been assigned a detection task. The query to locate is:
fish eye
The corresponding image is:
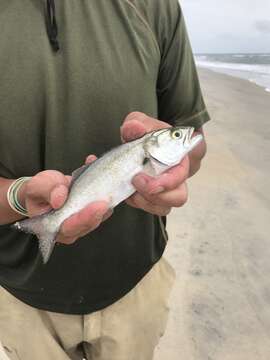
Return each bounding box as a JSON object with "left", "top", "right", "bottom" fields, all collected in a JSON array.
[{"left": 172, "top": 130, "right": 182, "bottom": 139}]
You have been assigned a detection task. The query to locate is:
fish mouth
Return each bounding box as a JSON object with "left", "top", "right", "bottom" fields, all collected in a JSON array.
[
  {"left": 188, "top": 127, "right": 195, "bottom": 141},
  {"left": 185, "top": 127, "right": 203, "bottom": 150}
]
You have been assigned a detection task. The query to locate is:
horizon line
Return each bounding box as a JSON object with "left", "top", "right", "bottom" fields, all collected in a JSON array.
[{"left": 194, "top": 52, "right": 270, "bottom": 55}]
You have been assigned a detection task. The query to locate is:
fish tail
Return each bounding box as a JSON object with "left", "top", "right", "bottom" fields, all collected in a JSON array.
[{"left": 13, "top": 214, "right": 60, "bottom": 264}]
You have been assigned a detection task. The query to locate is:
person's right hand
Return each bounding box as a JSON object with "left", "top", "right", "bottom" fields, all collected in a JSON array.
[{"left": 18, "top": 156, "right": 110, "bottom": 245}]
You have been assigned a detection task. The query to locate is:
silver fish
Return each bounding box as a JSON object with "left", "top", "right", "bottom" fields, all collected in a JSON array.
[{"left": 14, "top": 127, "right": 203, "bottom": 263}]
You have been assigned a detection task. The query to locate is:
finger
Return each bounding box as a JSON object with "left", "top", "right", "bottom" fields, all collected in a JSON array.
[
  {"left": 27, "top": 188, "right": 66, "bottom": 217},
  {"left": 123, "top": 112, "right": 170, "bottom": 131},
  {"left": 50, "top": 176, "right": 72, "bottom": 209},
  {"left": 25, "top": 171, "right": 70, "bottom": 215},
  {"left": 133, "top": 156, "right": 190, "bottom": 196},
  {"left": 26, "top": 171, "right": 70, "bottom": 202},
  {"left": 58, "top": 201, "right": 109, "bottom": 241},
  {"left": 141, "top": 183, "right": 188, "bottom": 208},
  {"left": 56, "top": 234, "right": 78, "bottom": 245},
  {"left": 26, "top": 202, "right": 52, "bottom": 218},
  {"left": 120, "top": 119, "right": 146, "bottom": 142},
  {"left": 121, "top": 112, "right": 170, "bottom": 142},
  {"left": 50, "top": 184, "right": 69, "bottom": 209},
  {"left": 85, "top": 154, "right": 97, "bottom": 165},
  {"left": 126, "top": 194, "right": 171, "bottom": 216},
  {"left": 57, "top": 225, "right": 95, "bottom": 245},
  {"left": 65, "top": 175, "right": 72, "bottom": 184},
  {"left": 102, "top": 208, "right": 114, "bottom": 222}
]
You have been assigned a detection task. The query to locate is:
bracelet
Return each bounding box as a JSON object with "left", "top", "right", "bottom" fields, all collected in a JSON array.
[{"left": 7, "top": 177, "right": 32, "bottom": 217}]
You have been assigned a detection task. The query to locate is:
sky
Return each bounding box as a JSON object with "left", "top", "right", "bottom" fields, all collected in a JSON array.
[{"left": 180, "top": 0, "right": 270, "bottom": 54}]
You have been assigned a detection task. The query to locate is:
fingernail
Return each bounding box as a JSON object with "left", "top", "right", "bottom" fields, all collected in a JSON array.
[
  {"left": 150, "top": 186, "right": 165, "bottom": 195},
  {"left": 133, "top": 176, "right": 147, "bottom": 189},
  {"left": 86, "top": 155, "right": 96, "bottom": 164}
]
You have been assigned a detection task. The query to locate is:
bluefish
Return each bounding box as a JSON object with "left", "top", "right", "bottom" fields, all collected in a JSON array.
[{"left": 14, "top": 127, "right": 203, "bottom": 263}]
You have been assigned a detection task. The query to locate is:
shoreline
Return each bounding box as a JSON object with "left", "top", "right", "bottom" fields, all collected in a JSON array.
[{"left": 197, "top": 65, "right": 270, "bottom": 93}]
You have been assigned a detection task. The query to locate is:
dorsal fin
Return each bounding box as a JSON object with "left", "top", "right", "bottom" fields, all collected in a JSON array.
[{"left": 70, "top": 162, "right": 93, "bottom": 186}]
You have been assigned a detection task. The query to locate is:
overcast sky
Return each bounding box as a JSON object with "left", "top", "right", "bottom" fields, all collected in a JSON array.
[{"left": 180, "top": 0, "right": 270, "bottom": 53}]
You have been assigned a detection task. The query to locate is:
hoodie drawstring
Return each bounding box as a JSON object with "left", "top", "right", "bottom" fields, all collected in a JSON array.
[{"left": 45, "top": 0, "right": 60, "bottom": 52}]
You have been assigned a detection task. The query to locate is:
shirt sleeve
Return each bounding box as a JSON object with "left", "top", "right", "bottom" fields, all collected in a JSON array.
[{"left": 157, "top": 1, "right": 210, "bottom": 130}]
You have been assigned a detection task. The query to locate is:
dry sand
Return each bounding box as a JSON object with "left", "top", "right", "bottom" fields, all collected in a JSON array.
[{"left": 154, "top": 69, "right": 270, "bottom": 360}]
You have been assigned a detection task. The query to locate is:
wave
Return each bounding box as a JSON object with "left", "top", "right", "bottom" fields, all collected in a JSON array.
[
  {"left": 232, "top": 53, "right": 270, "bottom": 58},
  {"left": 196, "top": 60, "right": 270, "bottom": 75},
  {"left": 195, "top": 54, "right": 270, "bottom": 66},
  {"left": 195, "top": 57, "right": 270, "bottom": 92}
]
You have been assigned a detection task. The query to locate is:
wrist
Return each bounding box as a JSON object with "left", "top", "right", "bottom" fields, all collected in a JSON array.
[
  {"left": 6, "top": 177, "right": 31, "bottom": 217},
  {"left": 17, "top": 179, "right": 29, "bottom": 209}
]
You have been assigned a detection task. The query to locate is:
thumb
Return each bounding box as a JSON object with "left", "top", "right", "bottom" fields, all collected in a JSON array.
[{"left": 25, "top": 171, "right": 70, "bottom": 216}]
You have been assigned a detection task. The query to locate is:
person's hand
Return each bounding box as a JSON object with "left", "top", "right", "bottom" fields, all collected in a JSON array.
[
  {"left": 121, "top": 112, "right": 189, "bottom": 216},
  {"left": 18, "top": 155, "right": 110, "bottom": 244}
]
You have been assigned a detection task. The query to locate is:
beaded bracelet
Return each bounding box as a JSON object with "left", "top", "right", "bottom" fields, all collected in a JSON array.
[{"left": 6, "top": 177, "right": 31, "bottom": 217}]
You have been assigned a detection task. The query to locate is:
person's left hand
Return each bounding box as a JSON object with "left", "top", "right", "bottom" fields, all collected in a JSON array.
[{"left": 120, "top": 112, "right": 189, "bottom": 216}]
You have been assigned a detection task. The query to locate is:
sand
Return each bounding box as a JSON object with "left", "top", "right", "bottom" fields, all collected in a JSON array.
[{"left": 154, "top": 69, "right": 270, "bottom": 360}]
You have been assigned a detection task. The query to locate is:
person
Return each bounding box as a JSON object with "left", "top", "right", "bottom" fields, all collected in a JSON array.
[{"left": 0, "top": 0, "right": 210, "bottom": 359}]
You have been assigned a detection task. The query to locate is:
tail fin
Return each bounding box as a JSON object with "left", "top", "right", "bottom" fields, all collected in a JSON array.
[{"left": 13, "top": 214, "right": 59, "bottom": 264}]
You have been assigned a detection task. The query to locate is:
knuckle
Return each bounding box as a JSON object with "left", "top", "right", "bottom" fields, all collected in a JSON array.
[
  {"left": 28, "top": 171, "right": 68, "bottom": 196},
  {"left": 175, "top": 190, "right": 188, "bottom": 207},
  {"left": 145, "top": 203, "right": 170, "bottom": 216},
  {"left": 167, "top": 177, "right": 179, "bottom": 190},
  {"left": 80, "top": 213, "right": 103, "bottom": 230},
  {"left": 125, "top": 197, "right": 134, "bottom": 206},
  {"left": 147, "top": 195, "right": 164, "bottom": 207},
  {"left": 160, "top": 173, "right": 181, "bottom": 191},
  {"left": 45, "top": 170, "right": 68, "bottom": 184}
]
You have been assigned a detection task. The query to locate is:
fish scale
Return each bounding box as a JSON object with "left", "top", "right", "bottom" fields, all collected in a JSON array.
[{"left": 14, "top": 126, "right": 203, "bottom": 264}]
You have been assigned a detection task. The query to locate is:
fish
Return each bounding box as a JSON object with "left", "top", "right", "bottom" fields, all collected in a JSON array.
[{"left": 14, "top": 126, "right": 203, "bottom": 264}]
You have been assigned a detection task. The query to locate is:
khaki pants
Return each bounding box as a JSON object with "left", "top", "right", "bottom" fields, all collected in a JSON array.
[{"left": 0, "top": 258, "right": 175, "bottom": 360}]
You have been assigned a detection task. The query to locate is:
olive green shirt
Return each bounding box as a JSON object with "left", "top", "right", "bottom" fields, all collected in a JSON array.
[{"left": 0, "top": 0, "right": 210, "bottom": 314}]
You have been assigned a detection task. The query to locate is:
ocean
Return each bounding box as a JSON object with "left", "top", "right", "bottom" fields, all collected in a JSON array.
[{"left": 195, "top": 54, "right": 270, "bottom": 93}]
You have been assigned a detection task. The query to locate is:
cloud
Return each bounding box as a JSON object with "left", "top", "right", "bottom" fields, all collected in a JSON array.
[
  {"left": 181, "top": 0, "right": 270, "bottom": 52},
  {"left": 254, "top": 20, "right": 270, "bottom": 34}
]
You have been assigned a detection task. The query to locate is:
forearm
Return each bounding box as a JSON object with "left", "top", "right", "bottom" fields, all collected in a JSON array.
[
  {"left": 0, "top": 177, "right": 27, "bottom": 225},
  {"left": 188, "top": 128, "right": 207, "bottom": 178}
]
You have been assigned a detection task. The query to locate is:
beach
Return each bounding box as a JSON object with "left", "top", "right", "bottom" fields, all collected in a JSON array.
[{"left": 155, "top": 68, "right": 270, "bottom": 359}]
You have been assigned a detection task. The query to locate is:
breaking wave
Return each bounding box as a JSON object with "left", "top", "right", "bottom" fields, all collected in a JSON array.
[{"left": 195, "top": 54, "right": 270, "bottom": 92}]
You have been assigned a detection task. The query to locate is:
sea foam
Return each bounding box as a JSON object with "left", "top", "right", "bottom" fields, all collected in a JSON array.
[{"left": 196, "top": 54, "right": 270, "bottom": 93}]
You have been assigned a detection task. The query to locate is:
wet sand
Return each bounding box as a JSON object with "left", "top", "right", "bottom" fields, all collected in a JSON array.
[{"left": 154, "top": 69, "right": 270, "bottom": 359}]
